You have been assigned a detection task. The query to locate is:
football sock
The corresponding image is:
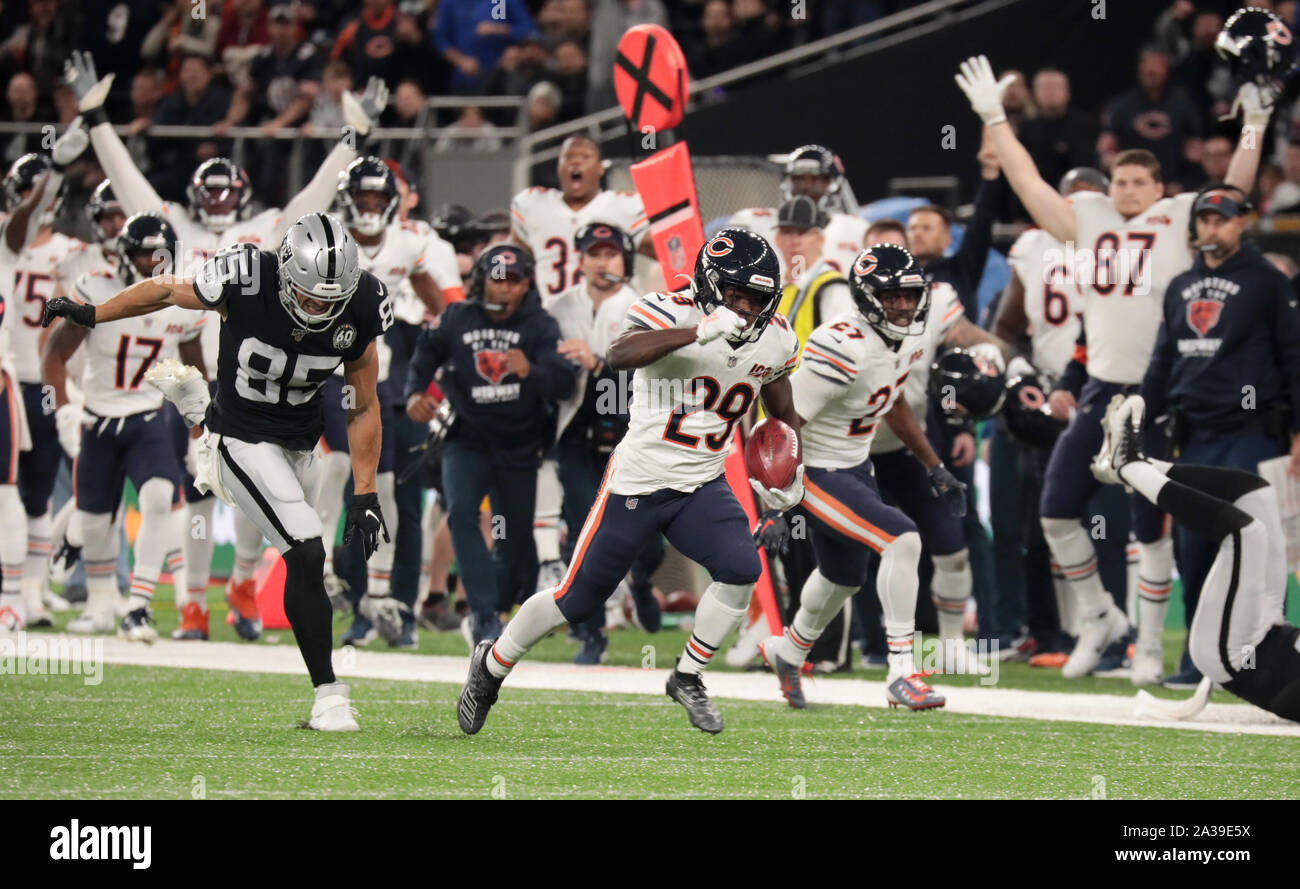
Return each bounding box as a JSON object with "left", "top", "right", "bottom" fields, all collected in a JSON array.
[
  {"left": 1124, "top": 539, "right": 1140, "bottom": 623},
  {"left": 282, "top": 538, "right": 335, "bottom": 687},
  {"left": 488, "top": 587, "right": 565, "bottom": 678},
  {"left": 533, "top": 459, "right": 562, "bottom": 563},
  {"left": 877, "top": 531, "right": 921, "bottom": 678},
  {"left": 1049, "top": 558, "right": 1077, "bottom": 636},
  {"left": 22, "top": 511, "right": 51, "bottom": 611},
  {"left": 232, "top": 512, "right": 263, "bottom": 584},
  {"left": 1121, "top": 461, "right": 1254, "bottom": 543},
  {"left": 178, "top": 496, "right": 215, "bottom": 612},
  {"left": 128, "top": 479, "right": 179, "bottom": 609},
  {"left": 80, "top": 510, "right": 119, "bottom": 620},
  {"left": 1135, "top": 536, "right": 1173, "bottom": 650},
  {"left": 0, "top": 486, "right": 25, "bottom": 598},
  {"left": 1041, "top": 517, "right": 1106, "bottom": 614},
  {"left": 677, "top": 581, "right": 751, "bottom": 675},
  {"left": 931, "top": 549, "right": 971, "bottom": 641},
  {"left": 777, "top": 568, "right": 853, "bottom": 666}
]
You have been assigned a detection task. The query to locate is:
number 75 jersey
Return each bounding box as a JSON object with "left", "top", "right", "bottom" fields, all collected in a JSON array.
[
  {"left": 194, "top": 244, "right": 392, "bottom": 451},
  {"left": 792, "top": 313, "right": 926, "bottom": 469},
  {"left": 607, "top": 290, "right": 800, "bottom": 496}
]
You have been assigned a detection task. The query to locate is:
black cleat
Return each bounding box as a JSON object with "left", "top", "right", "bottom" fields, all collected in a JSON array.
[
  {"left": 666, "top": 670, "right": 724, "bottom": 734},
  {"left": 759, "top": 636, "right": 807, "bottom": 709},
  {"left": 458, "top": 640, "right": 504, "bottom": 735}
]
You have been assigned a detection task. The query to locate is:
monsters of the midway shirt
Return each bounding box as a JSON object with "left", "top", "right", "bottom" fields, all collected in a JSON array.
[{"left": 194, "top": 243, "right": 393, "bottom": 450}]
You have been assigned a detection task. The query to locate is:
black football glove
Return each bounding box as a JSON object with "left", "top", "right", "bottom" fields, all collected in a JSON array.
[
  {"left": 343, "top": 492, "right": 390, "bottom": 559},
  {"left": 42, "top": 297, "right": 95, "bottom": 329},
  {"left": 927, "top": 464, "right": 968, "bottom": 517},
  {"left": 752, "top": 509, "right": 790, "bottom": 560}
]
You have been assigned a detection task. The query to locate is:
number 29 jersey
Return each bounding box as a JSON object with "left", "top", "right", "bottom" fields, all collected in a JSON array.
[
  {"left": 793, "top": 314, "right": 926, "bottom": 469},
  {"left": 194, "top": 244, "right": 392, "bottom": 451},
  {"left": 609, "top": 290, "right": 801, "bottom": 496}
]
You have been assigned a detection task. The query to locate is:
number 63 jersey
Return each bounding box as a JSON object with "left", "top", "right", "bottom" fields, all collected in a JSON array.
[
  {"left": 608, "top": 290, "right": 800, "bottom": 496},
  {"left": 793, "top": 313, "right": 926, "bottom": 469},
  {"left": 194, "top": 244, "right": 392, "bottom": 451}
]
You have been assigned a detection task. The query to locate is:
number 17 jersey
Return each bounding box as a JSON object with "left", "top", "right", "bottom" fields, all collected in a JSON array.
[
  {"left": 609, "top": 290, "right": 800, "bottom": 496},
  {"left": 194, "top": 244, "right": 391, "bottom": 451}
]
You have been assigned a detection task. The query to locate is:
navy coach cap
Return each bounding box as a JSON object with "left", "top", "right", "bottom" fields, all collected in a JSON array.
[{"left": 1193, "top": 190, "right": 1246, "bottom": 218}]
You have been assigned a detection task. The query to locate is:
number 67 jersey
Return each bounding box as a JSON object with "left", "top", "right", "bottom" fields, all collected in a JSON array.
[
  {"left": 608, "top": 290, "right": 800, "bottom": 496},
  {"left": 792, "top": 313, "right": 926, "bottom": 469},
  {"left": 194, "top": 244, "right": 391, "bottom": 452}
]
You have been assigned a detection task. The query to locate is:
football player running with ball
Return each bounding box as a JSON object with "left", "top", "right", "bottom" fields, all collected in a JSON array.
[
  {"left": 43, "top": 212, "right": 393, "bottom": 731},
  {"left": 760, "top": 245, "right": 967, "bottom": 710},
  {"left": 457, "top": 229, "right": 803, "bottom": 735}
]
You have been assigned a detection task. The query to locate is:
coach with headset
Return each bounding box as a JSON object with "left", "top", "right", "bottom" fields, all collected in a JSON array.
[
  {"left": 1142, "top": 183, "right": 1300, "bottom": 682},
  {"left": 405, "top": 243, "right": 579, "bottom": 645}
]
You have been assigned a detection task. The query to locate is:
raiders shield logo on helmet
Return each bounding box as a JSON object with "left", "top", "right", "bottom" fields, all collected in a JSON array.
[
  {"left": 1187, "top": 300, "right": 1223, "bottom": 337},
  {"left": 333, "top": 324, "right": 357, "bottom": 351}
]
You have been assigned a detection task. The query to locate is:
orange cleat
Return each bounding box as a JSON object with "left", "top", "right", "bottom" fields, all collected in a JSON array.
[
  {"left": 225, "top": 578, "right": 262, "bottom": 641},
  {"left": 172, "top": 602, "right": 210, "bottom": 640},
  {"left": 1028, "top": 652, "right": 1069, "bottom": 669}
]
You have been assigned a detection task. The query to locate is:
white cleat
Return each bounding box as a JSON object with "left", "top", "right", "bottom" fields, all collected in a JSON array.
[
  {"left": 724, "top": 615, "right": 768, "bottom": 668},
  {"left": 67, "top": 611, "right": 115, "bottom": 634},
  {"left": 309, "top": 682, "right": 359, "bottom": 732},
  {"left": 936, "top": 638, "right": 991, "bottom": 676},
  {"left": 1091, "top": 394, "right": 1146, "bottom": 487},
  {"left": 43, "top": 590, "right": 73, "bottom": 613},
  {"left": 1062, "top": 603, "right": 1130, "bottom": 679},
  {"left": 536, "top": 558, "right": 567, "bottom": 594},
  {"left": 0, "top": 595, "right": 27, "bottom": 631},
  {"left": 1131, "top": 645, "right": 1164, "bottom": 686}
]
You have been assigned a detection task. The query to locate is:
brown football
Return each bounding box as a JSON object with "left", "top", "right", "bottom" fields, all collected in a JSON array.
[{"left": 745, "top": 418, "right": 800, "bottom": 491}]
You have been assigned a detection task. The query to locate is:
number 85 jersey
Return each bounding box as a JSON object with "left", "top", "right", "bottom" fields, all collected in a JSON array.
[
  {"left": 194, "top": 244, "right": 392, "bottom": 451},
  {"left": 792, "top": 313, "right": 926, "bottom": 469},
  {"left": 608, "top": 290, "right": 800, "bottom": 496}
]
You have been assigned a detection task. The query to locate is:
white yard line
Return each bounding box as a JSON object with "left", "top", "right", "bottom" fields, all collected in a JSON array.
[{"left": 13, "top": 633, "right": 1300, "bottom": 738}]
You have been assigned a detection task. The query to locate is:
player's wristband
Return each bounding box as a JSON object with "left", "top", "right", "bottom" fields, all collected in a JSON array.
[{"left": 82, "top": 105, "right": 109, "bottom": 129}]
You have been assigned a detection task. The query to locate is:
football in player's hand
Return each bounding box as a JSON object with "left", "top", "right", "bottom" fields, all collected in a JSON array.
[{"left": 745, "top": 418, "right": 800, "bottom": 491}]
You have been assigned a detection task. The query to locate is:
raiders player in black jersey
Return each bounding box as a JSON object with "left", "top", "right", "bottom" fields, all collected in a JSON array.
[{"left": 43, "top": 211, "right": 392, "bottom": 732}]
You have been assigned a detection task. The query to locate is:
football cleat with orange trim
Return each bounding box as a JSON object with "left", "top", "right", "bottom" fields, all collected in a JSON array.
[
  {"left": 225, "top": 578, "right": 262, "bottom": 641},
  {"left": 759, "top": 636, "right": 807, "bottom": 709},
  {"left": 172, "top": 602, "right": 210, "bottom": 640},
  {"left": 886, "top": 673, "right": 946, "bottom": 710},
  {"left": 666, "top": 670, "right": 724, "bottom": 733}
]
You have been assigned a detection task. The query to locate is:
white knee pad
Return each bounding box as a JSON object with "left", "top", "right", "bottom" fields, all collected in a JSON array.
[
  {"left": 1041, "top": 516, "right": 1081, "bottom": 545},
  {"left": 705, "top": 581, "right": 753, "bottom": 612},
  {"left": 932, "top": 549, "right": 968, "bottom": 574},
  {"left": 137, "top": 477, "right": 176, "bottom": 517}
]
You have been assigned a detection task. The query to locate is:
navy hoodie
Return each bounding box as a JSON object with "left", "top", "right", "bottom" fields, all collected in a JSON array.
[
  {"left": 1143, "top": 241, "right": 1300, "bottom": 435},
  {"left": 404, "top": 290, "right": 578, "bottom": 465}
]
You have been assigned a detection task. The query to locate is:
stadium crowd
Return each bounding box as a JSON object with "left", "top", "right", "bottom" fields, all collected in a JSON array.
[{"left": 3, "top": 0, "right": 1300, "bottom": 707}]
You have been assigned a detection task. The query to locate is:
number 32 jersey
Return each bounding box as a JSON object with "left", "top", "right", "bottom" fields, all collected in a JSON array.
[
  {"left": 609, "top": 290, "right": 800, "bottom": 496},
  {"left": 793, "top": 314, "right": 926, "bottom": 469},
  {"left": 194, "top": 244, "right": 392, "bottom": 451}
]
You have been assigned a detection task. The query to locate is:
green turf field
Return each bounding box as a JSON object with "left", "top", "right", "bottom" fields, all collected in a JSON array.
[{"left": 3, "top": 664, "right": 1297, "bottom": 800}]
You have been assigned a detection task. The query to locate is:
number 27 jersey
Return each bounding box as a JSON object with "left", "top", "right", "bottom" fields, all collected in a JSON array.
[
  {"left": 194, "top": 244, "right": 392, "bottom": 451},
  {"left": 609, "top": 291, "right": 801, "bottom": 496}
]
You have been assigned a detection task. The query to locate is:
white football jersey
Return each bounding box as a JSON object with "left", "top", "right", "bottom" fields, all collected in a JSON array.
[
  {"left": 609, "top": 291, "right": 800, "bottom": 495},
  {"left": 510, "top": 187, "right": 648, "bottom": 297},
  {"left": 543, "top": 281, "right": 640, "bottom": 439},
  {"left": 796, "top": 311, "right": 927, "bottom": 469},
  {"left": 348, "top": 219, "right": 430, "bottom": 326},
  {"left": 73, "top": 269, "right": 206, "bottom": 417},
  {"left": 870, "top": 282, "right": 964, "bottom": 454},
  {"left": 10, "top": 232, "right": 85, "bottom": 382},
  {"left": 395, "top": 219, "right": 463, "bottom": 321},
  {"left": 727, "top": 207, "right": 867, "bottom": 277},
  {"left": 54, "top": 240, "right": 114, "bottom": 293},
  {"left": 1070, "top": 191, "right": 1194, "bottom": 385},
  {"left": 1008, "top": 228, "right": 1083, "bottom": 379}
]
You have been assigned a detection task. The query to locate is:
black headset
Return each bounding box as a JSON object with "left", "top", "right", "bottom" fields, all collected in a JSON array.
[{"left": 1187, "top": 183, "right": 1254, "bottom": 248}]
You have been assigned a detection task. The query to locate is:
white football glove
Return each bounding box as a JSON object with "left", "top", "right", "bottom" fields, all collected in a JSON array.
[
  {"left": 55, "top": 403, "right": 83, "bottom": 459},
  {"left": 341, "top": 76, "right": 389, "bottom": 138},
  {"left": 969, "top": 341, "right": 1006, "bottom": 375},
  {"left": 1006, "top": 355, "right": 1035, "bottom": 380},
  {"left": 1229, "top": 81, "right": 1274, "bottom": 130},
  {"left": 144, "top": 359, "right": 209, "bottom": 427},
  {"left": 51, "top": 117, "right": 89, "bottom": 168},
  {"left": 64, "top": 50, "right": 114, "bottom": 114},
  {"left": 954, "top": 55, "right": 1016, "bottom": 126},
  {"left": 750, "top": 464, "right": 805, "bottom": 513},
  {"left": 696, "top": 306, "right": 746, "bottom": 345}
]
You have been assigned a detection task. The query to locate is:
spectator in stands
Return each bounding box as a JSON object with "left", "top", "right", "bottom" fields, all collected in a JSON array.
[
  {"left": 551, "top": 39, "right": 589, "bottom": 122},
  {"left": 1151, "top": 0, "right": 1198, "bottom": 60},
  {"left": 217, "top": 0, "right": 272, "bottom": 90},
  {"left": 0, "top": 0, "right": 79, "bottom": 104},
  {"left": 53, "top": 83, "right": 76, "bottom": 124},
  {"left": 141, "top": 0, "right": 222, "bottom": 94},
  {"left": 865, "top": 217, "right": 907, "bottom": 246},
  {"left": 525, "top": 80, "right": 563, "bottom": 132},
  {"left": 483, "top": 34, "right": 550, "bottom": 101},
  {"left": 1197, "top": 133, "right": 1233, "bottom": 189},
  {"left": 1257, "top": 162, "right": 1284, "bottom": 214},
  {"left": 733, "top": 0, "right": 788, "bottom": 65},
  {"left": 382, "top": 78, "right": 427, "bottom": 128},
  {"left": 586, "top": 0, "right": 668, "bottom": 112},
  {"left": 334, "top": 0, "right": 424, "bottom": 91},
  {"left": 434, "top": 104, "right": 503, "bottom": 151},
  {"left": 1169, "top": 9, "right": 1231, "bottom": 126},
  {"left": 538, "top": 0, "right": 592, "bottom": 47},
  {"left": 1100, "top": 48, "right": 1202, "bottom": 194},
  {"left": 127, "top": 69, "right": 162, "bottom": 135},
  {"left": 1, "top": 72, "right": 44, "bottom": 166},
  {"left": 434, "top": 0, "right": 538, "bottom": 95},
  {"left": 999, "top": 70, "right": 1035, "bottom": 132},
  {"left": 80, "top": 0, "right": 156, "bottom": 121},
  {"left": 1268, "top": 142, "right": 1300, "bottom": 214},
  {"left": 148, "top": 53, "right": 233, "bottom": 203},
  {"left": 302, "top": 59, "right": 351, "bottom": 170},
  {"left": 687, "top": 0, "right": 741, "bottom": 81},
  {"left": 1018, "top": 68, "right": 1098, "bottom": 190}
]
